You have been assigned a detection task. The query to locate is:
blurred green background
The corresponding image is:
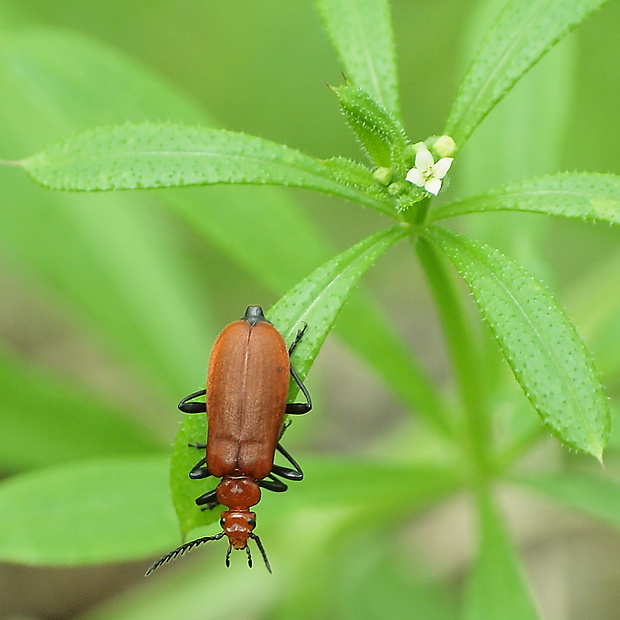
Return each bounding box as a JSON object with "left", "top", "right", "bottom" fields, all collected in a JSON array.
[{"left": 1, "top": 1, "right": 619, "bottom": 618}]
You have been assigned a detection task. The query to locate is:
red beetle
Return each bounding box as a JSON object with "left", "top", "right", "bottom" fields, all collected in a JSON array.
[{"left": 146, "top": 305, "right": 311, "bottom": 574}]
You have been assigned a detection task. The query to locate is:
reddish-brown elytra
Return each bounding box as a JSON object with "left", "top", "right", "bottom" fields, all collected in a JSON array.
[{"left": 146, "top": 305, "right": 311, "bottom": 575}]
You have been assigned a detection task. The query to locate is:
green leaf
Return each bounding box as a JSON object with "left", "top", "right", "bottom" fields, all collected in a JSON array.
[
  {"left": 322, "top": 156, "right": 393, "bottom": 205},
  {"left": 422, "top": 226, "right": 610, "bottom": 460},
  {"left": 431, "top": 173, "right": 620, "bottom": 224},
  {"left": 331, "top": 84, "right": 409, "bottom": 172},
  {"left": 169, "top": 410, "right": 213, "bottom": 538},
  {"left": 512, "top": 473, "right": 620, "bottom": 529},
  {"left": 0, "top": 349, "right": 163, "bottom": 471},
  {"left": 454, "top": 30, "right": 576, "bottom": 196},
  {"left": 445, "top": 0, "right": 610, "bottom": 148},
  {"left": 0, "top": 456, "right": 176, "bottom": 564},
  {"left": 314, "top": 0, "right": 400, "bottom": 119},
  {"left": 268, "top": 225, "right": 408, "bottom": 379},
  {"left": 170, "top": 226, "right": 407, "bottom": 536},
  {"left": 461, "top": 493, "right": 540, "bottom": 620},
  {"left": 15, "top": 122, "right": 390, "bottom": 214}
]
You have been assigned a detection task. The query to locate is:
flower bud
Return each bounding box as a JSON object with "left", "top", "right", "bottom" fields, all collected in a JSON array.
[
  {"left": 373, "top": 167, "right": 393, "bottom": 185},
  {"left": 432, "top": 135, "right": 456, "bottom": 158}
]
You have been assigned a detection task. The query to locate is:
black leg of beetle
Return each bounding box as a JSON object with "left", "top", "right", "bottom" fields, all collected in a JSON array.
[
  {"left": 288, "top": 322, "right": 307, "bottom": 355},
  {"left": 188, "top": 442, "right": 207, "bottom": 450},
  {"left": 189, "top": 457, "right": 213, "bottom": 480},
  {"left": 195, "top": 488, "right": 219, "bottom": 509},
  {"left": 271, "top": 442, "right": 303, "bottom": 481},
  {"left": 285, "top": 322, "right": 312, "bottom": 415},
  {"left": 278, "top": 419, "right": 292, "bottom": 439},
  {"left": 285, "top": 366, "right": 312, "bottom": 415},
  {"left": 259, "top": 475, "right": 289, "bottom": 493},
  {"left": 178, "top": 389, "right": 207, "bottom": 413},
  {"left": 271, "top": 464, "right": 303, "bottom": 481}
]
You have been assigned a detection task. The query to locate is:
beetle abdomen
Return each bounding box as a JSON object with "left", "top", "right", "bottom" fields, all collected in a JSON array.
[{"left": 206, "top": 318, "right": 289, "bottom": 480}]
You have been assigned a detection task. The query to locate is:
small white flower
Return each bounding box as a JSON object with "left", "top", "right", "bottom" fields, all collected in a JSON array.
[{"left": 405, "top": 145, "right": 453, "bottom": 196}]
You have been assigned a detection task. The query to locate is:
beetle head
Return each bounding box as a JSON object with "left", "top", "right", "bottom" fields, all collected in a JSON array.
[
  {"left": 220, "top": 509, "right": 271, "bottom": 572},
  {"left": 220, "top": 509, "right": 256, "bottom": 549},
  {"left": 145, "top": 510, "right": 272, "bottom": 575}
]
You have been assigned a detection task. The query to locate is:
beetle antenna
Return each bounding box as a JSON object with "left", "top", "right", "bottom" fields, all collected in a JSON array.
[
  {"left": 246, "top": 545, "right": 253, "bottom": 568},
  {"left": 145, "top": 532, "right": 225, "bottom": 576},
  {"left": 250, "top": 532, "right": 272, "bottom": 573},
  {"left": 225, "top": 543, "right": 232, "bottom": 567}
]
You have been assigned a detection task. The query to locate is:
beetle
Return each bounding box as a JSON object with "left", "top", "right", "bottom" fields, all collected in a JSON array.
[{"left": 146, "top": 305, "right": 311, "bottom": 575}]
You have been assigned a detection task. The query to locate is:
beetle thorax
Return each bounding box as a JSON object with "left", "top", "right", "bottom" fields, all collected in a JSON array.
[{"left": 216, "top": 475, "right": 261, "bottom": 510}]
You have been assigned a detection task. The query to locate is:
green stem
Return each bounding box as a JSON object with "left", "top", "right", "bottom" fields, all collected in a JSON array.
[{"left": 415, "top": 234, "right": 491, "bottom": 479}]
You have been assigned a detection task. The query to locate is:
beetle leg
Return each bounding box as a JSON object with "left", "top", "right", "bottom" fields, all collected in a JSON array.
[
  {"left": 259, "top": 475, "right": 288, "bottom": 492},
  {"left": 195, "top": 489, "right": 219, "bottom": 509},
  {"left": 283, "top": 323, "right": 312, "bottom": 414},
  {"left": 287, "top": 322, "right": 308, "bottom": 355},
  {"left": 189, "top": 457, "right": 213, "bottom": 480},
  {"left": 178, "top": 389, "right": 207, "bottom": 413},
  {"left": 188, "top": 442, "right": 207, "bottom": 449},
  {"left": 278, "top": 419, "right": 292, "bottom": 440},
  {"left": 271, "top": 442, "right": 304, "bottom": 481},
  {"left": 285, "top": 366, "right": 312, "bottom": 415},
  {"left": 271, "top": 465, "right": 303, "bottom": 481}
]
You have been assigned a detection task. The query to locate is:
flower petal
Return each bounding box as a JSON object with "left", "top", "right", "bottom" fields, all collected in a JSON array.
[
  {"left": 405, "top": 168, "right": 425, "bottom": 187},
  {"left": 425, "top": 178, "right": 442, "bottom": 196},
  {"left": 415, "top": 146, "right": 434, "bottom": 171},
  {"left": 433, "top": 157, "right": 454, "bottom": 179}
]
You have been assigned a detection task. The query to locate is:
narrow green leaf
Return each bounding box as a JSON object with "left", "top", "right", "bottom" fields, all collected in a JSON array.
[
  {"left": 0, "top": 456, "right": 176, "bottom": 564},
  {"left": 461, "top": 494, "right": 540, "bottom": 620},
  {"left": 322, "top": 156, "right": 392, "bottom": 204},
  {"left": 512, "top": 473, "right": 620, "bottom": 529},
  {"left": 332, "top": 84, "right": 409, "bottom": 172},
  {"left": 445, "top": 0, "right": 610, "bottom": 148},
  {"left": 268, "top": 225, "right": 408, "bottom": 378},
  {"left": 0, "top": 349, "right": 163, "bottom": 471},
  {"left": 431, "top": 173, "right": 620, "bottom": 224},
  {"left": 314, "top": 0, "right": 400, "bottom": 118},
  {"left": 423, "top": 226, "right": 610, "bottom": 459},
  {"left": 454, "top": 30, "right": 576, "bottom": 196},
  {"left": 170, "top": 410, "right": 213, "bottom": 538},
  {"left": 170, "top": 226, "right": 407, "bottom": 536},
  {"left": 15, "top": 123, "right": 390, "bottom": 214}
]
